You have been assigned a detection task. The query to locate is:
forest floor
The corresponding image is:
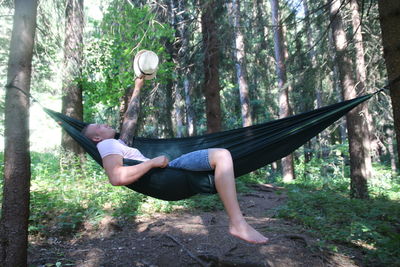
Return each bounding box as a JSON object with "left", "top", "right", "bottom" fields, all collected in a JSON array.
[{"left": 28, "top": 184, "right": 365, "bottom": 267}]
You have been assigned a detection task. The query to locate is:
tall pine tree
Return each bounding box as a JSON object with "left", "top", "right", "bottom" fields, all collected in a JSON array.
[{"left": 1, "top": 0, "right": 37, "bottom": 265}]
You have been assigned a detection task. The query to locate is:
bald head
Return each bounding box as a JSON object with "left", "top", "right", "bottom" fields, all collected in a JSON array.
[{"left": 82, "top": 123, "right": 116, "bottom": 144}]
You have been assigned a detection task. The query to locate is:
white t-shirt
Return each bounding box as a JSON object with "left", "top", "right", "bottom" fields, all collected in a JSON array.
[{"left": 97, "top": 139, "right": 149, "bottom": 162}]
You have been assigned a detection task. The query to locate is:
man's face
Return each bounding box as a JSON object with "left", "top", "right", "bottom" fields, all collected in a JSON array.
[{"left": 86, "top": 123, "right": 116, "bottom": 142}]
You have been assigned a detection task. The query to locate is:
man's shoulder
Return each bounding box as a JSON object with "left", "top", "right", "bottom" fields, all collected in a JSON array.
[
  {"left": 97, "top": 138, "right": 123, "bottom": 148},
  {"left": 96, "top": 138, "right": 127, "bottom": 159}
]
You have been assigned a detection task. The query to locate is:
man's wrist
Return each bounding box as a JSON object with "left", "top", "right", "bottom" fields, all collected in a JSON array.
[{"left": 148, "top": 159, "right": 156, "bottom": 168}]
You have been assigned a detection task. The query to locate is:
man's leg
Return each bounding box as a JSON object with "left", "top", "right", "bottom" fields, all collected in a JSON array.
[{"left": 208, "top": 148, "right": 268, "bottom": 244}]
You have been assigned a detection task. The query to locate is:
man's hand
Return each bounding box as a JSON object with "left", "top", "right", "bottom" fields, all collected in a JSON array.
[
  {"left": 135, "top": 77, "right": 145, "bottom": 89},
  {"left": 151, "top": 156, "right": 169, "bottom": 168}
]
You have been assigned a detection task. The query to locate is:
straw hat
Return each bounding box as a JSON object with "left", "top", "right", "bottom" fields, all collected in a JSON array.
[{"left": 133, "top": 50, "right": 159, "bottom": 80}]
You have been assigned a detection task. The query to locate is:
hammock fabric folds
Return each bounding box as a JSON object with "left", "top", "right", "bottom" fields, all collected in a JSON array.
[{"left": 45, "top": 93, "right": 374, "bottom": 201}]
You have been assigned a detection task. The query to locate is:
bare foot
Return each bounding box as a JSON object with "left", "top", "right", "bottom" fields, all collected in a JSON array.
[{"left": 229, "top": 221, "right": 269, "bottom": 244}]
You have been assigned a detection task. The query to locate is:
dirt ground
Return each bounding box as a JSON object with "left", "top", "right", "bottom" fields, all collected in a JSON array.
[{"left": 28, "top": 184, "right": 364, "bottom": 267}]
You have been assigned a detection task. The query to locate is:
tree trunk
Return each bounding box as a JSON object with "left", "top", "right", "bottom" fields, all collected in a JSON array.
[
  {"left": 329, "top": 29, "right": 348, "bottom": 144},
  {"left": 378, "top": 1, "right": 400, "bottom": 167},
  {"left": 61, "top": 0, "right": 84, "bottom": 155},
  {"left": 304, "top": 0, "right": 329, "bottom": 161},
  {"left": 386, "top": 129, "right": 397, "bottom": 173},
  {"left": 177, "top": 0, "right": 196, "bottom": 136},
  {"left": 253, "top": 0, "right": 273, "bottom": 123},
  {"left": 254, "top": 0, "right": 268, "bottom": 52},
  {"left": 174, "top": 83, "right": 184, "bottom": 137},
  {"left": 184, "top": 78, "right": 196, "bottom": 136},
  {"left": 228, "top": 0, "right": 252, "bottom": 127},
  {"left": 201, "top": 0, "right": 222, "bottom": 133},
  {"left": 350, "top": 0, "right": 368, "bottom": 95},
  {"left": 1, "top": 0, "right": 37, "bottom": 266},
  {"left": 164, "top": 79, "right": 175, "bottom": 138},
  {"left": 303, "top": 0, "right": 317, "bottom": 68},
  {"left": 330, "top": 0, "right": 369, "bottom": 199},
  {"left": 169, "top": 0, "right": 184, "bottom": 137},
  {"left": 270, "top": 0, "right": 295, "bottom": 182},
  {"left": 350, "top": 0, "right": 373, "bottom": 178},
  {"left": 303, "top": 0, "right": 316, "bottom": 162}
]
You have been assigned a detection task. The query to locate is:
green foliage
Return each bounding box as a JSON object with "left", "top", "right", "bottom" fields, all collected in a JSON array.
[
  {"left": 7, "top": 151, "right": 226, "bottom": 237},
  {"left": 28, "top": 151, "right": 146, "bottom": 235},
  {"left": 2, "top": 146, "right": 399, "bottom": 265},
  {"left": 294, "top": 143, "right": 350, "bottom": 191},
  {"left": 276, "top": 160, "right": 400, "bottom": 266},
  {"left": 0, "top": 4, "right": 13, "bottom": 137},
  {"left": 82, "top": 3, "right": 175, "bottom": 124},
  {"left": 32, "top": 0, "right": 64, "bottom": 93}
]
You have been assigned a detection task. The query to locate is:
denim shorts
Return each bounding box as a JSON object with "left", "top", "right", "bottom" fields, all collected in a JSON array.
[{"left": 168, "top": 149, "right": 213, "bottom": 171}]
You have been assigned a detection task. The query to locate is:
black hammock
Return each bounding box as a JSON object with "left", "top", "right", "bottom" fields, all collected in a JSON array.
[{"left": 44, "top": 93, "right": 376, "bottom": 201}]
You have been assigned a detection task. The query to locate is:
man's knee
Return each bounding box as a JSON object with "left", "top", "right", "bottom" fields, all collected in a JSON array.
[{"left": 209, "top": 148, "right": 232, "bottom": 167}]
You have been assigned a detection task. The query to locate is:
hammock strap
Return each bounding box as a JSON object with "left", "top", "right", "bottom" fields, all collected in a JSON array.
[
  {"left": 4, "top": 82, "right": 44, "bottom": 108},
  {"left": 382, "top": 75, "right": 400, "bottom": 90}
]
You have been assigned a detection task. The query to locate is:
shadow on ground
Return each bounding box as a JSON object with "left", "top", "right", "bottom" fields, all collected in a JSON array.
[{"left": 28, "top": 184, "right": 362, "bottom": 267}]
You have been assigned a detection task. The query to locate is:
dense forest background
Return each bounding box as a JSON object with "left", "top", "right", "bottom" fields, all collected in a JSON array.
[
  {"left": 0, "top": 0, "right": 399, "bottom": 266},
  {"left": 0, "top": 0, "right": 394, "bottom": 155}
]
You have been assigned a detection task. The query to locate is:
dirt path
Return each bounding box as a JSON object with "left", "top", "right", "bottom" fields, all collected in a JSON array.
[{"left": 28, "top": 184, "right": 362, "bottom": 266}]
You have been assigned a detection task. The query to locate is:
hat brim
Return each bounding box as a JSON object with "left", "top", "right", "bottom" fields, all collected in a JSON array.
[{"left": 133, "top": 50, "right": 158, "bottom": 80}]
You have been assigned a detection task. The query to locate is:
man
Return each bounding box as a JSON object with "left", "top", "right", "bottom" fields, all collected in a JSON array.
[{"left": 82, "top": 77, "right": 268, "bottom": 244}]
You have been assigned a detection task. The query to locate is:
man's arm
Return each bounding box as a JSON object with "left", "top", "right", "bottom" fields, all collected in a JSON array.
[
  {"left": 120, "top": 77, "right": 145, "bottom": 146},
  {"left": 102, "top": 154, "right": 169, "bottom": 186}
]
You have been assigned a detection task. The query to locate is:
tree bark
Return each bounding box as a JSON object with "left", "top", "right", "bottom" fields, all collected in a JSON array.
[
  {"left": 254, "top": 0, "right": 268, "bottom": 52},
  {"left": 303, "top": 0, "right": 318, "bottom": 161},
  {"left": 330, "top": 0, "right": 369, "bottom": 199},
  {"left": 228, "top": 0, "right": 252, "bottom": 127},
  {"left": 1, "top": 0, "right": 37, "bottom": 266},
  {"left": 174, "top": 83, "right": 184, "bottom": 137},
  {"left": 169, "top": 0, "right": 184, "bottom": 137},
  {"left": 177, "top": 0, "right": 196, "bottom": 136},
  {"left": 350, "top": 0, "right": 373, "bottom": 178},
  {"left": 201, "top": 0, "right": 222, "bottom": 133},
  {"left": 252, "top": 0, "right": 272, "bottom": 123},
  {"left": 61, "top": 0, "right": 84, "bottom": 155},
  {"left": 328, "top": 29, "right": 348, "bottom": 144},
  {"left": 270, "top": 0, "right": 295, "bottom": 182},
  {"left": 184, "top": 79, "right": 196, "bottom": 136},
  {"left": 386, "top": 129, "right": 397, "bottom": 173},
  {"left": 165, "top": 79, "right": 175, "bottom": 138},
  {"left": 378, "top": 1, "right": 400, "bottom": 167}
]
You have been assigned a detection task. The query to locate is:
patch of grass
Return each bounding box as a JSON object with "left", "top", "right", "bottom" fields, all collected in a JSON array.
[
  {"left": 28, "top": 151, "right": 147, "bottom": 235},
  {"left": 275, "top": 162, "right": 400, "bottom": 266},
  {"left": 2, "top": 149, "right": 399, "bottom": 266},
  {"left": 176, "top": 194, "right": 224, "bottom": 212},
  {"left": 1, "top": 151, "right": 228, "bottom": 236}
]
